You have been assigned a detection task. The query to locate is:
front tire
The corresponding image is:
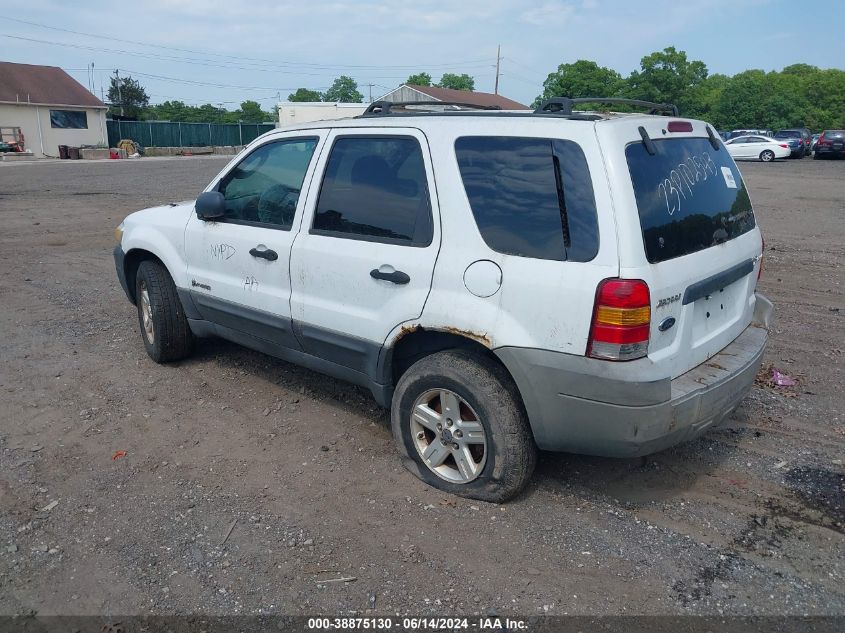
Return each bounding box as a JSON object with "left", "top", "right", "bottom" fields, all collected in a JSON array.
[
  {"left": 135, "top": 260, "right": 193, "bottom": 363},
  {"left": 391, "top": 349, "right": 537, "bottom": 502},
  {"left": 760, "top": 150, "right": 775, "bottom": 162}
]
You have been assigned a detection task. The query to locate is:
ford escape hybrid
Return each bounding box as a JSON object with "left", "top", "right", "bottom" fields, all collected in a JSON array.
[{"left": 114, "top": 97, "right": 772, "bottom": 502}]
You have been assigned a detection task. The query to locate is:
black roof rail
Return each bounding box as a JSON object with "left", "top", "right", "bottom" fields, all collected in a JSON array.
[
  {"left": 362, "top": 100, "right": 501, "bottom": 116},
  {"left": 534, "top": 97, "right": 679, "bottom": 117}
]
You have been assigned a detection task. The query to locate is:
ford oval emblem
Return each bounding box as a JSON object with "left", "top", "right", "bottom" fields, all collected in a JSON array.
[{"left": 658, "top": 317, "right": 676, "bottom": 332}]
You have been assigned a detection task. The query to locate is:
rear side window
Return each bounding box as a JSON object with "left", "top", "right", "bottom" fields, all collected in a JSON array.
[
  {"left": 455, "top": 136, "right": 599, "bottom": 262},
  {"left": 626, "top": 138, "right": 755, "bottom": 264},
  {"left": 312, "top": 136, "right": 433, "bottom": 245}
]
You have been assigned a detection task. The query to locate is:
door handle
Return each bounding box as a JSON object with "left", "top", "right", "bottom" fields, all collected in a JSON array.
[
  {"left": 370, "top": 268, "right": 410, "bottom": 285},
  {"left": 249, "top": 247, "right": 278, "bottom": 261}
]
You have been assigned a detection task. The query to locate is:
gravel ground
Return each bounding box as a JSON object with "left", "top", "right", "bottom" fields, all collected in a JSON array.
[{"left": 0, "top": 154, "right": 842, "bottom": 617}]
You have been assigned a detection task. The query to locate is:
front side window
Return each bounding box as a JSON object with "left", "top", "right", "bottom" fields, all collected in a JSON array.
[
  {"left": 50, "top": 110, "right": 87, "bottom": 129},
  {"left": 218, "top": 138, "right": 317, "bottom": 229},
  {"left": 312, "top": 136, "right": 433, "bottom": 245},
  {"left": 455, "top": 136, "right": 599, "bottom": 262}
]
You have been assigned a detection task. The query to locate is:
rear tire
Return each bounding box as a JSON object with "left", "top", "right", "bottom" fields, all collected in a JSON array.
[
  {"left": 391, "top": 349, "right": 537, "bottom": 503},
  {"left": 759, "top": 150, "right": 775, "bottom": 162},
  {"left": 135, "top": 260, "right": 193, "bottom": 363}
]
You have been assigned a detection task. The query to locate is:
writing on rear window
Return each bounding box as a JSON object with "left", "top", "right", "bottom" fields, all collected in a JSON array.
[
  {"left": 626, "top": 138, "right": 755, "bottom": 264},
  {"left": 657, "top": 152, "right": 718, "bottom": 216}
]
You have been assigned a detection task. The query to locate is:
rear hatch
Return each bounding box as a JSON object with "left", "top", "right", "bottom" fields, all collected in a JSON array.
[
  {"left": 820, "top": 130, "right": 845, "bottom": 151},
  {"left": 598, "top": 117, "right": 763, "bottom": 379}
]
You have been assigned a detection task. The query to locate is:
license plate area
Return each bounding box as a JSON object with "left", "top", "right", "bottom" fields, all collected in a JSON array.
[{"left": 691, "top": 281, "right": 744, "bottom": 342}]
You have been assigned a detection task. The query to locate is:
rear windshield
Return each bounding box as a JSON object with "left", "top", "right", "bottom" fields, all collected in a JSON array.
[
  {"left": 825, "top": 130, "right": 845, "bottom": 137},
  {"left": 774, "top": 131, "right": 800, "bottom": 138},
  {"left": 626, "top": 138, "right": 755, "bottom": 264}
]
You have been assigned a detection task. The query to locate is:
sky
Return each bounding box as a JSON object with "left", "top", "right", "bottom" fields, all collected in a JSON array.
[{"left": 1, "top": 0, "right": 843, "bottom": 110}]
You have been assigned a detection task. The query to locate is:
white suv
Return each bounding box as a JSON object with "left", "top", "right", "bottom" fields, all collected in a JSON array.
[{"left": 114, "top": 98, "right": 772, "bottom": 502}]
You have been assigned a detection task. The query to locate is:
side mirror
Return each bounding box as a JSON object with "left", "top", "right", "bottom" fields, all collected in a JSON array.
[{"left": 195, "top": 191, "right": 225, "bottom": 220}]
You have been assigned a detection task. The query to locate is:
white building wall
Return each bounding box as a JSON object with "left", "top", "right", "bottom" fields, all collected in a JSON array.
[
  {"left": 0, "top": 102, "right": 107, "bottom": 157},
  {"left": 277, "top": 102, "right": 367, "bottom": 127}
]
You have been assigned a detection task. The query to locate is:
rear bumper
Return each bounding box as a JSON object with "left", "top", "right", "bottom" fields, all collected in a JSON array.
[
  {"left": 496, "top": 293, "right": 773, "bottom": 457},
  {"left": 815, "top": 146, "right": 845, "bottom": 157}
]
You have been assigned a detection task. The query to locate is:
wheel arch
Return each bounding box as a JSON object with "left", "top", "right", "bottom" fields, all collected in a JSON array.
[
  {"left": 382, "top": 326, "right": 522, "bottom": 396},
  {"left": 123, "top": 248, "right": 167, "bottom": 303}
]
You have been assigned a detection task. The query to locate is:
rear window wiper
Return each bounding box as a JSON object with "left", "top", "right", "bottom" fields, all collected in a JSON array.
[{"left": 638, "top": 126, "right": 656, "bottom": 155}]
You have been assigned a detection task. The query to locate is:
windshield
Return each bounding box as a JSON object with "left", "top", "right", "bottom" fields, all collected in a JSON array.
[{"left": 626, "top": 138, "right": 756, "bottom": 264}]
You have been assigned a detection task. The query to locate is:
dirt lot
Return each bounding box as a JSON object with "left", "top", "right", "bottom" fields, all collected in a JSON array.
[{"left": 0, "top": 155, "right": 842, "bottom": 618}]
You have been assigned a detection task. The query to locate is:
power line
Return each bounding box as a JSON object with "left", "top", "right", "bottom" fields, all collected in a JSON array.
[
  {"left": 4, "top": 33, "right": 493, "bottom": 84},
  {"left": 0, "top": 16, "right": 494, "bottom": 71}
]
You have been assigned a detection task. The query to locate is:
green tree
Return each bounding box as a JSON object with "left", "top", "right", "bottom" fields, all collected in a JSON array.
[
  {"left": 781, "top": 63, "right": 820, "bottom": 77},
  {"left": 323, "top": 76, "right": 364, "bottom": 103},
  {"left": 437, "top": 73, "right": 475, "bottom": 91},
  {"left": 696, "top": 73, "right": 731, "bottom": 123},
  {"left": 804, "top": 68, "right": 845, "bottom": 129},
  {"left": 710, "top": 70, "right": 809, "bottom": 131},
  {"left": 107, "top": 75, "right": 149, "bottom": 118},
  {"left": 533, "top": 60, "right": 624, "bottom": 107},
  {"left": 626, "top": 47, "right": 708, "bottom": 116},
  {"left": 142, "top": 100, "right": 190, "bottom": 121},
  {"left": 236, "top": 100, "right": 271, "bottom": 123},
  {"left": 406, "top": 72, "right": 432, "bottom": 86},
  {"left": 288, "top": 88, "right": 323, "bottom": 102}
]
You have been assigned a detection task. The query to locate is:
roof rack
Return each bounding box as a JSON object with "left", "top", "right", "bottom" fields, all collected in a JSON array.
[
  {"left": 534, "top": 97, "right": 679, "bottom": 117},
  {"left": 362, "top": 100, "right": 502, "bottom": 116}
]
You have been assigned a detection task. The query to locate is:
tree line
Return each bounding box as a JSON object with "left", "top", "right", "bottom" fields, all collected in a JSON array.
[
  {"left": 108, "top": 48, "right": 844, "bottom": 131},
  {"left": 107, "top": 76, "right": 277, "bottom": 123},
  {"left": 286, "top": 72, "right": 476, "bottom": 102},
  {"left": 534, "top": 47, "right": 845, "bottom": 131},
  {"left": 108, "top": 72, "right": 479, "bottom": 121}
]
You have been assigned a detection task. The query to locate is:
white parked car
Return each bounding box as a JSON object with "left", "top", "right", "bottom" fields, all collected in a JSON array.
[
  {"left": 724, "top": 135, "right": 791, "bottom": 162},
  {"left": 114, "top": 98, "right": 771, "bottom": 501}
]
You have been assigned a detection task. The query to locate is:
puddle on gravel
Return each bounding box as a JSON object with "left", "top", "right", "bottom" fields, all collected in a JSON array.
[{"left": 781, "top": 466, "right": 845, "bottom": 532}]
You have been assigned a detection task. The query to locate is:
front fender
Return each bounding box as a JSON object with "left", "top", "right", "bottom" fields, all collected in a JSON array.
[{"left": 122, "top": 225, "right": 188, "bottom": 290}]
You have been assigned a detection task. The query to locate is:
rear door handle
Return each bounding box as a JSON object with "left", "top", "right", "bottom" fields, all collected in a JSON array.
[
  {"left": 249, "top": 246, "right": 278, "bottom": 261},
  {"left": 370, "top": 268, "right": 410, "bottom": 285}
]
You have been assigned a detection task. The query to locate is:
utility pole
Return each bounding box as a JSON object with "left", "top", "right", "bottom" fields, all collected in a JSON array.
[
  {"left": 113, "top": 69, "right": 123, "bottom": 116},
  {"left": 494, "top": 44, "right": 502, "bottom": 95},
  {"left": 365, "top": 83, "right": 375, "bottom": 103}
]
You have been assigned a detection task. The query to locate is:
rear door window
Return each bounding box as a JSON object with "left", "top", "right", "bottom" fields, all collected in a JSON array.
[
  {"left": 626, "top": 138, "right": 755, "bottom": 264},
  {"left": 455, "top": 136, "right": 599, "bottom": 262},
  {"left": 312, "top": 136, "right": 433, "bottom": 246}
]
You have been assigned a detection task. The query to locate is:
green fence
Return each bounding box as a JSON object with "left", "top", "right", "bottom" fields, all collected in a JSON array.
[{"left": 106, "top": 120, "right": 276, "bottom": 148}]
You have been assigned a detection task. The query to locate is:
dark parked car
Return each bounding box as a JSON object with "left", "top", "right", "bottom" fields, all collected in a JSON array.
[
  {"left": 773, "top": 128, "right": 811, "bottom": 157},
  {"left": 814, "top": 130, "right": 845, "bottom": 159}
]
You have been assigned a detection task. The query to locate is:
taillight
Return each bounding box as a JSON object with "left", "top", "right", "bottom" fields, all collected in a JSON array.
[
  {"left": 779, "top": 144, "right": 788, "bottom": 148},
  {"left": 587, "top": 279, "right": 651, "bottom": 361}
]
